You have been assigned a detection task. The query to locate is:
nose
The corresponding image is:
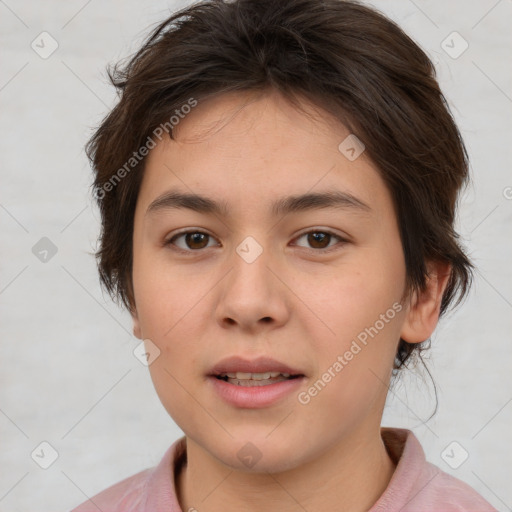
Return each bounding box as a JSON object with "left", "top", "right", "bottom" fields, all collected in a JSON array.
[{"left": 215, "top": 238, "right": 289, "bottom": 333}]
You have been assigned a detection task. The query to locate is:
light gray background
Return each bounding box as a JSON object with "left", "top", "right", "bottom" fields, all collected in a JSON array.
[{"left": 1, "top": 1, "right": 511, "bottom": 511}]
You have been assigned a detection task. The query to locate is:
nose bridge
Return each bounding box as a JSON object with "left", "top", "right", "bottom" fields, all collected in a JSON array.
[{"left": 228, "top": 233, "right": 272, "bottom": 296}]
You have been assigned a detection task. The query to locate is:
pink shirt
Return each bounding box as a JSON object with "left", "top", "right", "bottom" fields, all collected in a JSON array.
[{"left": 71, "top": 428, "right": 497, "bottom": 511}]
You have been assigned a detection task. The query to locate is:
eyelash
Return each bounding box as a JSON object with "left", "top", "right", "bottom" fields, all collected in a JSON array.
[{"left": 163, "top": 228, "right": 348, "bottom": 254}]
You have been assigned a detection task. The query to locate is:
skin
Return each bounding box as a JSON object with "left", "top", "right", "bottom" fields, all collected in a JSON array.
[{"left": 130, "top": 88, "right": 450, "bottom": 512}]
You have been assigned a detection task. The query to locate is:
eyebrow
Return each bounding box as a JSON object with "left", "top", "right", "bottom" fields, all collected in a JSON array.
[{"left": 145, "top": 189, "right": 371, "bottom": 218}]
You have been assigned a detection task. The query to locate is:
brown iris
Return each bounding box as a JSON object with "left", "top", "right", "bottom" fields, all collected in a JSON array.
[
  {"left": 185, "top": 232, "right": 210, "bottom": 250},
  {"left": 306, "top": 232, "right": 331, "bottom": 249}
]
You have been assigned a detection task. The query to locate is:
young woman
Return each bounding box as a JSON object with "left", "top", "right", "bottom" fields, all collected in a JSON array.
[{"left": 72, "top": 0, "right": 497, "bottom": 510}]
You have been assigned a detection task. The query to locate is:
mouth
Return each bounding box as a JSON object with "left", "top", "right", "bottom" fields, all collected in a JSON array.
[
  {"left": 207, "top": 356, "right": 306, "bottom": 407},
  {"left": 213, "top": 372, "right": 303, "bottom": 387},
  {"left": 208, "top": 355, "right": 305, "bottom": 386}
]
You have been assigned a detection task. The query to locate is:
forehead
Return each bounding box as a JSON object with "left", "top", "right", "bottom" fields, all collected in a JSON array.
[{"left": 137, "top": 90, "right": 392, "bottom": 218}]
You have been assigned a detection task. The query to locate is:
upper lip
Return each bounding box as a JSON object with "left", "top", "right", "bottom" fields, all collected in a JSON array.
[{"left": 209, "top": 356, "right": 305, "bottom": 376}]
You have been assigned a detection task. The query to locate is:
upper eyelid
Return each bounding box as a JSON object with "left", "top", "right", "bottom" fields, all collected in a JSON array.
[{"left": 165, "top": 228, "right": 217, "bottom": 243}]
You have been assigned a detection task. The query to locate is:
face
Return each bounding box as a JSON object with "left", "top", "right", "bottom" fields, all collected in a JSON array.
[{"left": 130, "top": 89, "right": 418, "bottom": 473}]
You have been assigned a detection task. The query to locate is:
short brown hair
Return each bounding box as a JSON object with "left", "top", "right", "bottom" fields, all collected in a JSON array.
[{"left": 86, "top": 0, "right": 472, "bottom": 371}]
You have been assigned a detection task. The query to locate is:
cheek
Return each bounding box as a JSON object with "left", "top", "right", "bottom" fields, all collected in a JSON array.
[
  {"left": 303, "top": 246, "right": 404, "bottom": 341},
  {"left": 132, "top": 258, "right": 209, "bottom": 427},
  {"left": 298, "top": 243, "right": 405, "bottom": 395},
  {"left": 297, "top": 280, "right": 403, "bottom": 433},
  {"left": 132, "top": 246, "right": 206, "bottom": 339},
  {"left": 132, "top": 241, "right": 225, "bottom": 362}
]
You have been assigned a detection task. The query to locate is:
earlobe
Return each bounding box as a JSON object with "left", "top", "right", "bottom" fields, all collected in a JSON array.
[
  {"left": 400, "top": 261, "right": 452, "bottom": 344},
  {"left": 131, "top": 307, "right": 142, "bottom": 340}
]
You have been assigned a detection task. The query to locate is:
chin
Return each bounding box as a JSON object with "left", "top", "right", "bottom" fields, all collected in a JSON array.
[{"left": 208, "top": 434, "right": 306, "bottom": 475}]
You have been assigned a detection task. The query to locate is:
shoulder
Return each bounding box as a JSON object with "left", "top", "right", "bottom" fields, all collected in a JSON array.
[
  {"left": 371, "top": 428, "right": 497, "bottom": 512},
  {"left": 412, "top": 459, "right": 498, "bottom": 511},
  {"left": 70, "top": 467, "right": 153, "bottom": 512}
]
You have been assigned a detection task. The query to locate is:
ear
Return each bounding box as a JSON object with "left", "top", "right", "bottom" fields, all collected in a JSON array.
[
  {"left": 400, "top": 260, "right": 452, "bottom": 344},
  {"left": 131, "top": 306, "right": 142, "bottom": 340}
]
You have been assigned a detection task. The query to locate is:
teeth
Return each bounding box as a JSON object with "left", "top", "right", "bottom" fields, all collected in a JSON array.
[{"left": 218, "top": 371, "right": 292, "bottom": 380}]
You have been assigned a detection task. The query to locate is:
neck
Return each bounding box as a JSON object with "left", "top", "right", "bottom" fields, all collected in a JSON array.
[{"left": 176, "top": 425, "right": 396, "bottom": 512}]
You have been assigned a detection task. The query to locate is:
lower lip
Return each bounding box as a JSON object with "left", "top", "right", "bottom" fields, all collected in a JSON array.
[{"left": 208, "top": 376, "right": 305, "bottom": 408}]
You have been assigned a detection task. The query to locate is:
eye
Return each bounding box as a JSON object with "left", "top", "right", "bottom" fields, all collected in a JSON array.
[
  {"left": 292, "top": 229, "right": 347, "bottom": 252},
  {"left": 164, "top": 230, "right": 219, "bottom": 252},
  {"left": 164, "top": 228, "right": 347, "bottom": 254}
]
